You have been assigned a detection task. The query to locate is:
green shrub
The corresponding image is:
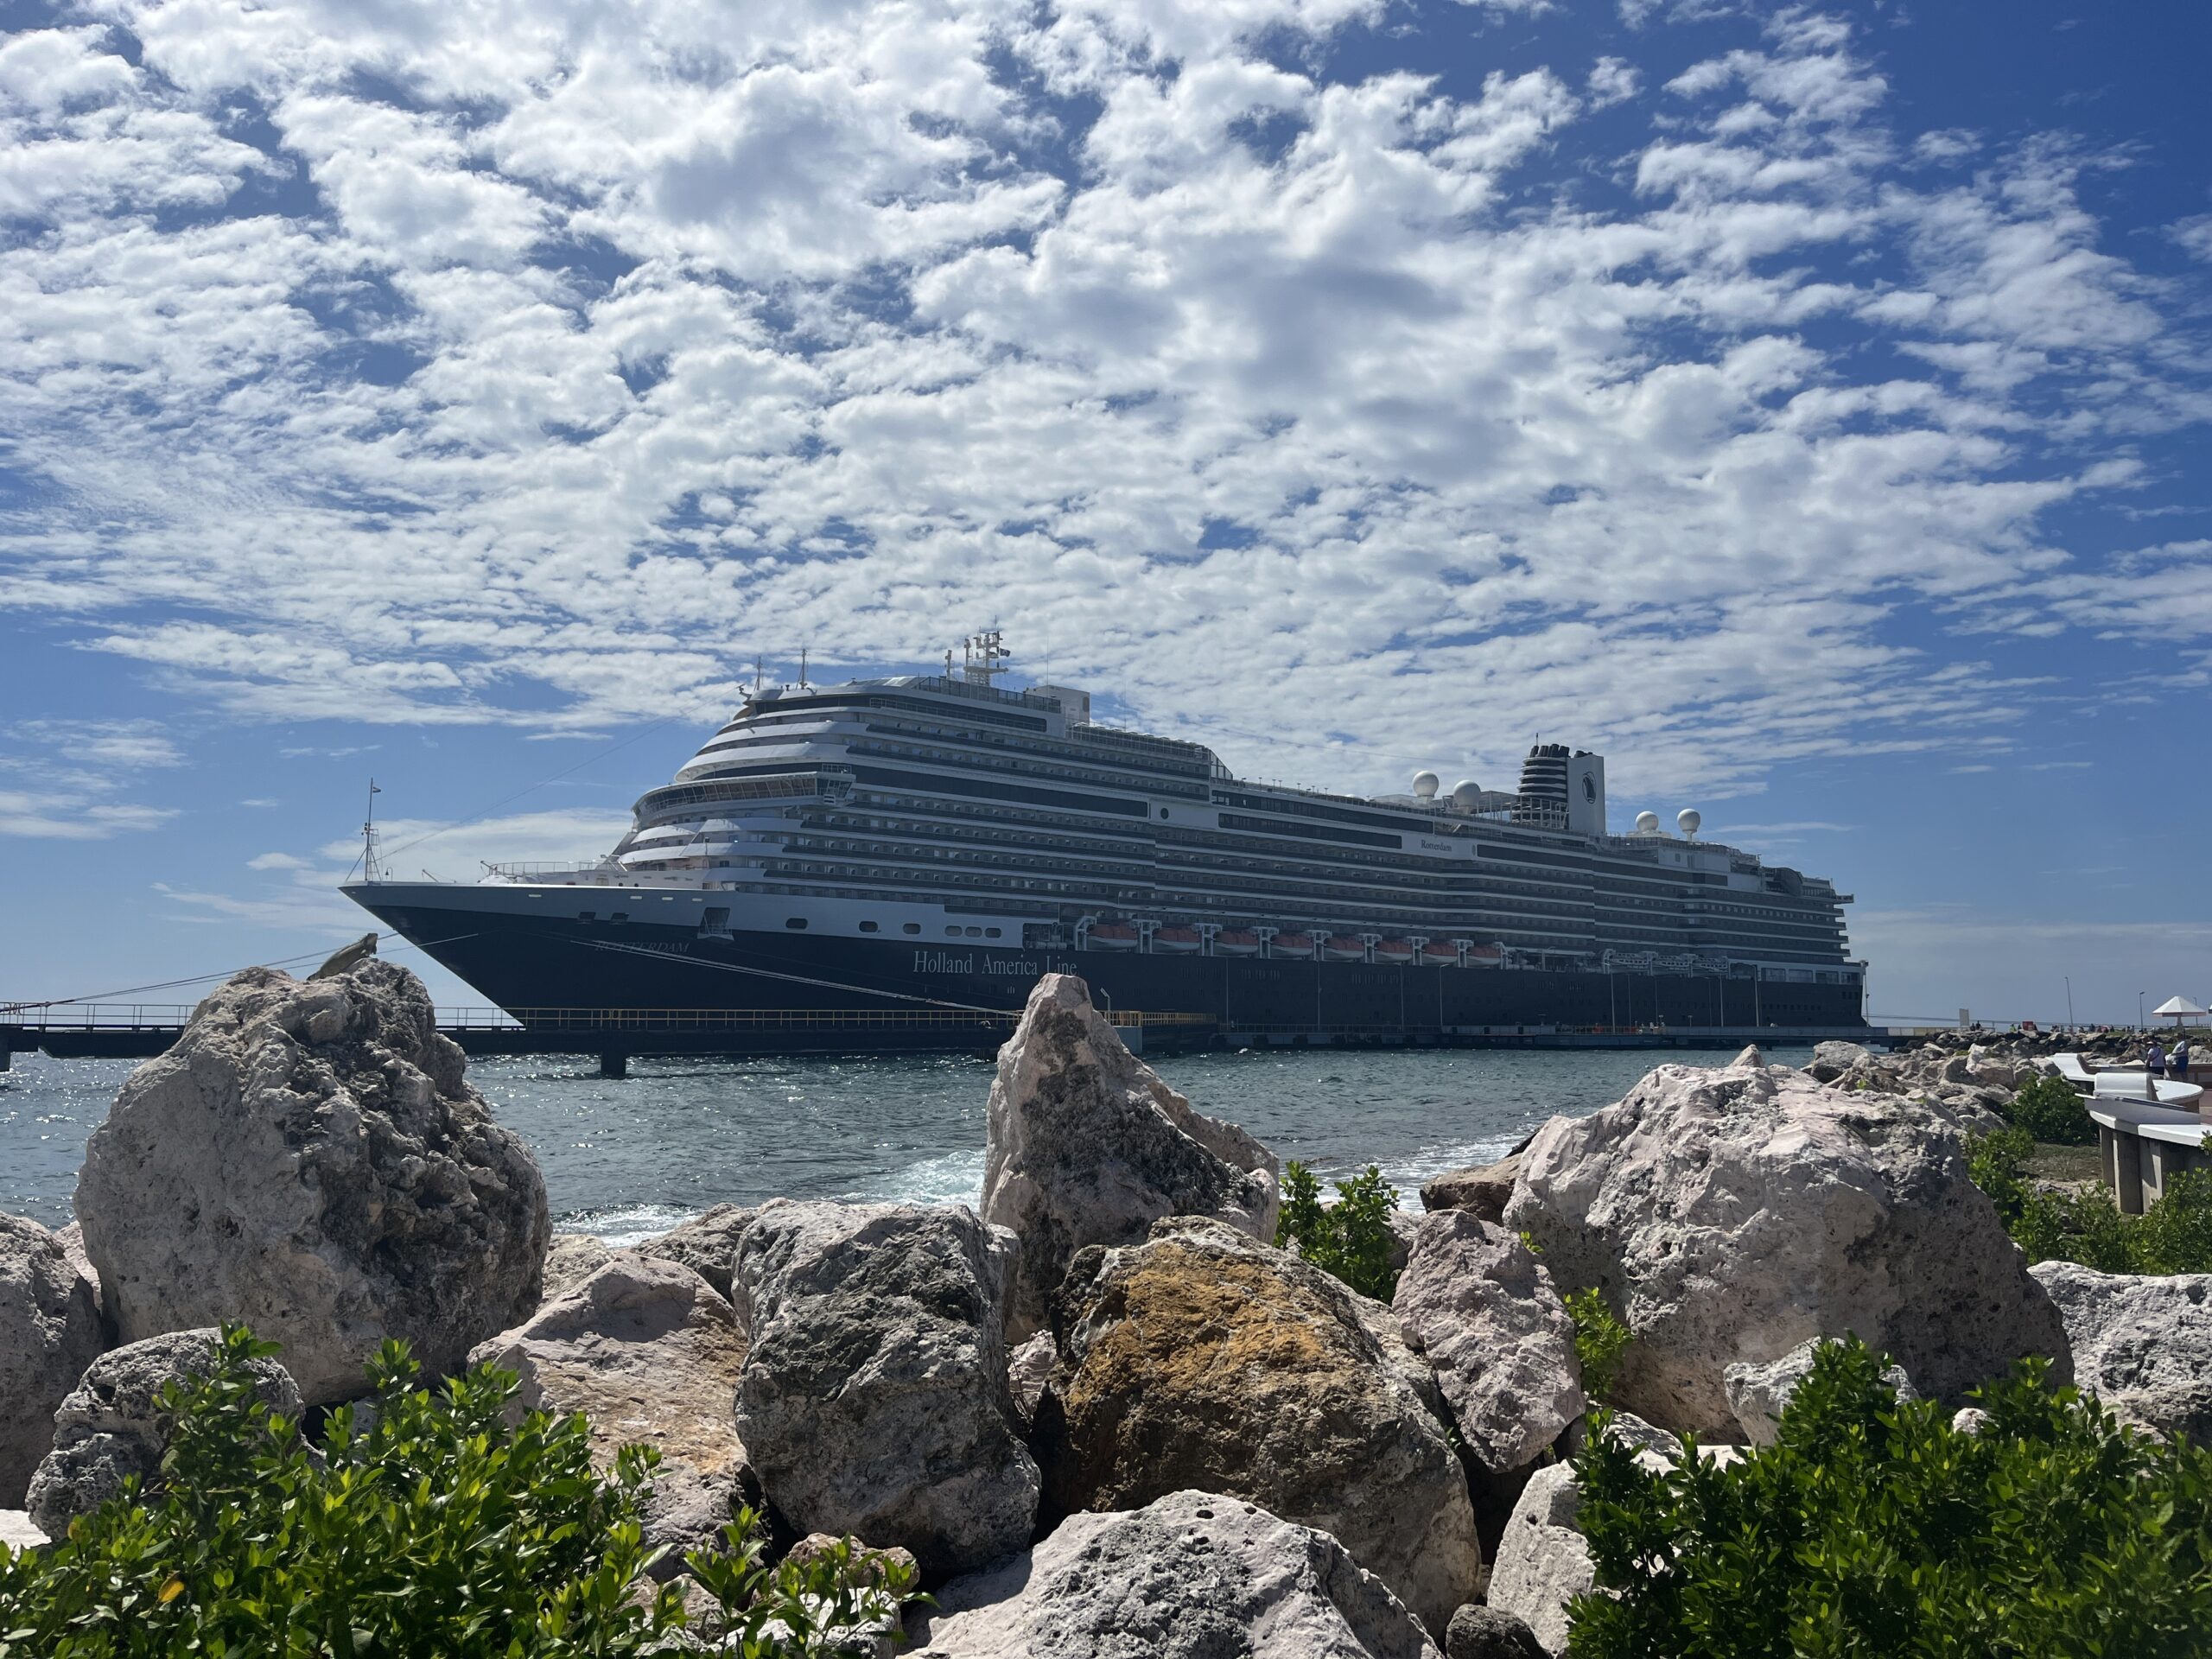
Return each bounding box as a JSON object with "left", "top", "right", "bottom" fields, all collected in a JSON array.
[
  {"left": 2009, "top": 1073, "right": 2097, "bottom": 1144},
  {"left": 1275, "top": 1160, "right": 1403, "bottom": 1300},
  {"left": 1968, "top": 1128, "right": 2212, "bottom": 1274},
  {"left": 1567, "top": 1337, "right": 2212, "bottom": 1657},
  {"left": 0, "top": 1325, "right": 913, "bottom": 1657},
  {"left": 1563, "top": 1287, "right": 1630, "bottom": 1402}
]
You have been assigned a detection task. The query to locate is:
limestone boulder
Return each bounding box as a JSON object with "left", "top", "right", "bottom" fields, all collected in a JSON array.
[
  {"left": 981, "top": 973, "right": 1278, "bottom": 1342},
  {"left": 1420, "top": 1154, "right": 1523, "bottom": 1224},
  {"left": 0, "top": 1214, "right": 106, "bottom": 1506},
  {"left": 2030, "top": 1262, "right": 2212, "bottom": 1444},
  {"left": 74, "top": 963, "right": 548, "bottom": 1405},
  {"left": 469, "top": 1255, "right": 749, "bottom": 1568},
  {"left": 1035, "top": 1216, "right": 1480, "bottom": 1635},
  {"left": 1807, "top": 1040, "right": 1875, "bottom": 1084},
  {"left": 1484, "top": 1465, "right": 1592, "bottom": 1658},
  {"left": 1005, "top": 1331, "right": 1054, "bottom": 1425},
  {"left": 643, "top": 1204, "right": 755, "bottom": 1303},
  {"left": 1723, "top": 1338, "right": 1916, "bottom": 1446},
  {"left": 1393, "top": 1211, "right": 1584, "bottom": 1476},
  {"left": 27, "top": 1329, "right": 301, "bottom": 1537},
  {"left": 1445, "top": 1605, "right": 1548, "bottom": 1659},
  {"left": 733, "top": 1201, "right": 1037, "bottom": 1580},
  {"left": 1502, "top": 1057, "right": 2069, "bottom": 1439},
  {"left": 911, "top": 1491, "right": 1441, "bottom": 1659},
  {"left": 543, "top": 1233, "right": 614, "bottom": 1298}
]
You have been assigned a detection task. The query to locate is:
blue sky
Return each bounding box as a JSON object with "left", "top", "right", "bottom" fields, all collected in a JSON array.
[{"left": 3, "top": 0, "right": 2209, "bottom": 1027}]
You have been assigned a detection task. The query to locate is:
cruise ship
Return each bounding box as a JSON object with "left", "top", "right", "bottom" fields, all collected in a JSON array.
[{"left": 345, "top": 635, "right": 1867, "bottom": 1048}]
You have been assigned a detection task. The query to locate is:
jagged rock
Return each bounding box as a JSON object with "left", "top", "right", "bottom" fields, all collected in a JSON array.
[
  {"left": 1730, "top": 1044, "right": 1764, "bottom": 1068},
  {"left": 1484, "top": 1465, "right": 1592, "bottom": 1657},
  {"left": 1503, "top": 1058, "right": 2069, "bottom": 1439},
  {"left": 74, "top": 963, "right": 548, "bottom": 1406},
  {"left": 0, "top": 1214, "right": 106, "bottom": 1506},
  {"left": 2029, "top": 1262, "right": 2212, "bottom": 1445},
  {"left": 733, "top": 1201, "right": 1037, "bottom": 1580},
  {"left": 1939, "top": 1053, "right": 1973, "bottom": 1084},
  {"left": 26, "top": 1329, "right": 301, "bottom": 1537},
  {"left": 643, "top": 1205, "right": 755, "bottom": 1304},
  {"left": 981, "top": 973, "right": 1279, "bottom": 1342},
  {"left": 1420, "top": 1154, "right": 1523, "bottom": 1223},
  {"left": 53, "top": 1224, "right": 103, "bottom": 1326},
  {"left": 1446, "top": 1604, "right": 1548, "bottom": 1659},
  {"left": 543, "top": 1233, "right": 615, "bottom": 1298},
  {"left": 1005, "top": 1332, "right": 1054, "bottom": 1424},
  {"left": 1724, "top": 1338, "right": 1917, "bottom": 1446},
  {"left": 1808, "top": 1039, "right": 1875, "bottom": 1084},
  {"left": 1393, "top": 1211, "right": 1584, "bottom": 1476},
  {"left": 469, "top": 1255, "right": 749, "bottom": 1570},
  {"left": 1560, "top": 1408, "right": 1681, "bottom": 1460},
  {"left": 911, "top": 1491, "right": 1442, "bottom": 1658},
  {"left": 1036, "top": 1216, "right": 1480, "bottom": 1635}
]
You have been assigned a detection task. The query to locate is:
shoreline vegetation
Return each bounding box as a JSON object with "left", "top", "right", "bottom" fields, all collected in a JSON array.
[{"left": 2, "top": 964, "right": 2208, "bottom": 1655}]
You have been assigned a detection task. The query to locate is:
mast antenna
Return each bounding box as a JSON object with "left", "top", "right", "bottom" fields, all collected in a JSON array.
[
  {"left": 799, "top": 645, "right": 809, "bottom": 688},
  {"left": 362, "top": 779, "right": 384, "bottom": 883}
]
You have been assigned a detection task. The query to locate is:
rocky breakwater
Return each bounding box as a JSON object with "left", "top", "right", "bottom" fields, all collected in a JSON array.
[
  {"left": 1503, "top": 1049, "right": 2069, "bottom": 1440},
  {"left": 1033, "top": 1215, "right": 1482, "bottom": 1635},
  {"left": 73, "top": 962, "right": 549, "bottom": 1406},
  {"left": 981, "top": 972, "right": 1279, "bottom": 1343}
]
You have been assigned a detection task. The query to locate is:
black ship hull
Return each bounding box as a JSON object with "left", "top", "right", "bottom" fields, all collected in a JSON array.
[{"left": 356, "top": 894, "right": 1869, "bottom": 1052}]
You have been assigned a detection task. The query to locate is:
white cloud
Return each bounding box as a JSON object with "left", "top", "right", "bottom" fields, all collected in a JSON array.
[
  {"left": 1586, "top": 56, "right": 1639, "bottom": 108},
  {"left": 0, "top": 0, "right": 2203, "bottom": 812},
  {"left": 247, "top": 850, "right": 314, "bottom": 870}
]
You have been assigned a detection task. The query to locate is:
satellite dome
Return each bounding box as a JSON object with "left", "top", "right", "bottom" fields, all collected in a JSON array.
[
  {"left": 1635, "top": 810, "right": 1659, "bottom": 833},
  {"left": 1451, "top": 780, "right": 1483, "bottom": 810},
  {"left": 1677, "top": 808, "right": 1702, "bottom": 838},
  {"left": 1413, "top": 770, "right": 1440, "bottom": 799}
]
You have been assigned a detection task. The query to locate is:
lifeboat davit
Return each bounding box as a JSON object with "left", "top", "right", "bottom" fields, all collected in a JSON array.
[
  {"left": 1269, "top": 932, "right": 1317, "bottom": 958},
  {"left": 1421, "top": 941, "right": 1461, "bottom": 966},
  {"left": 1151, "top": 925, "right": 1204, "bottom": 954},
  {"left": 1213, "top": 930, "right": 1262, "bottom": 957},
  {"left": 1323, "top": 935, "right": 1368, "bottom": 962},
  {"left": 1087, "top": 923, "right": 1141, "bottom": 951},
  {"left": 1374, "top": 939, "right": 1415, "bottom": 965}
]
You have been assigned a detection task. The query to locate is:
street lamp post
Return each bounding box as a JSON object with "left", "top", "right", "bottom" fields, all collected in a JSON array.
[{"left": 2140, "top": 990, "right": 2147, "bottom": 1027}]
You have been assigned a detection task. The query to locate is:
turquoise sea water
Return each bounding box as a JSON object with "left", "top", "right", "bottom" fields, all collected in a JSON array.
[{"left": 0, "top": 1045, "right": 1807, "bottom": 1241}]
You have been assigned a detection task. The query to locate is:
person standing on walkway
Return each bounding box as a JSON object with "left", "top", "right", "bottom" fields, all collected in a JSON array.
[
  {"left": 2173, "top": 1036, "right": 2193, "bottom": 1080},
  {"left": 2146, "top": 1040, "right": 2168, "bottom": 1080}
]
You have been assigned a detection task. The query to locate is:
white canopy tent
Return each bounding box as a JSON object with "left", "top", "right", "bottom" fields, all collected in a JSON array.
[{"left": 2152, "top": 995, "right": 2208, "bottom": 1032}]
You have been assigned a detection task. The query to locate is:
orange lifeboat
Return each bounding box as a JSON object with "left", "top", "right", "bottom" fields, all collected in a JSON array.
[
  {"left": 1213, "top": 930, "right": 1262, "bottom": 957},
  {"left": 1151, "top": 925, "right": 1204, "bottom": 954},
  {"left": 1465, "top": 942, "right": 1504, "bottom": 965},
  {"left": 1323, "top": 935, "right": 1367, "bottom": 962},
  {"left": 1375, "top": 939, "right": 1415, "bottom": 965},
  {"left": 1269, "top": 932, "right": 1317, "bottom": 958},
  {"left": 1421, "top": 941, "right": 1461, "bottom": 966},
  {"left": 1087, "top": 922, "right": 1141, "bottom": 951}
]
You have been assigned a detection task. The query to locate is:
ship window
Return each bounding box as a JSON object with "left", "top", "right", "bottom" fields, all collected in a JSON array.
[
  {"left": 611, "top": 912, "right": 629, "bottom": 924},
  {"left": 904, "top": 923, "right": 922, "bottom": 934},
  {"left": 578, "top": 911, "right": 596, "bottom": 922},
  {"left": 785, "top": 917, "right": 808, "bottom": 930},
  {"left": 946, "top": 926, "right": 961, "bottom": 936},
  {"left": 1159, "top": 808, "right": 1169, "bottom": 820},
  {"left": 966, "top": 926, "right": 983, "bottom": 937},
  {"left": 985, "top": 927, "right": 1002, "bottom": 938},
  {"left": 860, "top": 920, "right": 879, "bottom": 932}
]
